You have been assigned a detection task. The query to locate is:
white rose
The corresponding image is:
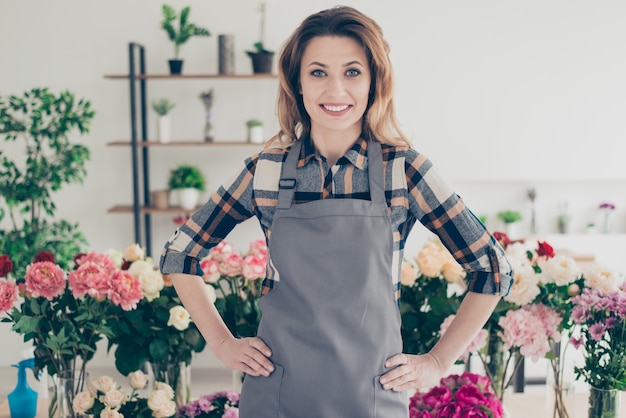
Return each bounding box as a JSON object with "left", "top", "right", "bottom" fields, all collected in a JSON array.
[
  {"left": 543, "top": 255, "right": 581, "bottom": 286},
  {"left": 101, "top": 408, "right": 124, "bottom": 418},
  {"left": 103, "top": 388, "right": 126, "bottom": 409},
  {"left": 72, "top": 391, "right": 95, "bottom": 414},
  {"left": 148, "top": 389, "right": 172, "bottom": 417},
  {"left": 167, "top": 305, "right": 191, "bottom": 331},
  {"left": 206, "top": 285, "right": 217, "bottom": 304},
  {"left": 504, "top": 264, "right": 540, "bottom": 306},
  {"left": 95, "top": 376, "right": 117, "bottom": 393},
  {"left": 129, "top": 370, "right": 149, "bottom": 390},
  {"left": 159, "top": 400, "right": 177, "bottom": 418},
  {"left": 400, "top": 261, "right": 417, "bottom": 286},
  {"left": 124, "top": 243, "right": 145, "bottom": 262},
  {"left": 154, "top": 382, "right": 175, "bottom": 400},
  {"left": 139, "top": 269, "right": 165, "bottom": 301}
]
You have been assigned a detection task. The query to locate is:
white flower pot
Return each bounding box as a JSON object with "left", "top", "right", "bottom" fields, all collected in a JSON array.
[
  {"left": 157, "top": 115, "right": 172, "bottom": 143},
  {"left": 248, "top": 125, "right": 264, "bottom": 143},
  {"left": 177, "top": 188, "right": 200, "bottom": 210}
]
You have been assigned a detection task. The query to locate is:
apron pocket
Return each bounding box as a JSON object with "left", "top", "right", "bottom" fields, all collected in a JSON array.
[
  {"left": 239, "top": 363, "right": 284, "bottom": 418},
  {"left": 373, "top": 375, "right": 409, "bottom": 418}
]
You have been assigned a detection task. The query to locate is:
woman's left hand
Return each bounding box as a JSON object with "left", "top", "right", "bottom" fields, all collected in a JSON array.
[{"left": 379, "top": 352, "right": 444, "bottom": 391}]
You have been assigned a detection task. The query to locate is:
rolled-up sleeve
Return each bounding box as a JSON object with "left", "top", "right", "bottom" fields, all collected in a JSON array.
[
  {"left": 159, "top": 155, "right": 258, "bottom": 276},
  {"left": 405, "top": 150, "right": 513, "bottom": 296}
]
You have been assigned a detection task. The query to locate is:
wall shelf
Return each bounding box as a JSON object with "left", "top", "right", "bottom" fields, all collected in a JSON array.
[
  {"left": 107, "top": 205, "right": 200, "bottom": 215},
  {"left": 103, "top": 73, "right": 277, "bottom": 80},
  {"left": 107, "top": 140, "right": 259, "bottom": 147}
]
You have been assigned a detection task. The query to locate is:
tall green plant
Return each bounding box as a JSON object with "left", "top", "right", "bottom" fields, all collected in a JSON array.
[
  {"left": 161, "top": 4, "right": 211, "bottom": 59},
  {"left": 0, "top": 87, "right": 95, "bottom": 276}
]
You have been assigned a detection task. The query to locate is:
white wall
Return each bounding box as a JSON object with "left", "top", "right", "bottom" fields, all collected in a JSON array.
[{"left": 1, "top": 0, "right": 626, "bottom": 373}]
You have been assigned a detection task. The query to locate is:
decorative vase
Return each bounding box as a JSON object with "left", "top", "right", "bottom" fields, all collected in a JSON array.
[
  {"left": 588, "top": 386, "right": 620, "bottom": 418},
  {"left": 218, "top": 34, "right": 235, "bottom": 75},
  {"left": 248, "top": 125, "right": 264, "bottom": 143},
  {"left": 156, "top": 115, "right": 171, "bottom": 143},
  {"left": 177, "top": 188, "right": 200, "bottom": 210},
  {"left": 546, "top": 368, "right": 575, "bottom": 418},
  {"left": 148, "top": 361, "right": 191, "bottom": 407},
  {"left": 48, "top": 370, "right": 87, "bottom": 418}
]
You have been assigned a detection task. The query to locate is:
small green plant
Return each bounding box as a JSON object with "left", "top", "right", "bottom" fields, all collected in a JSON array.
[
  {"left": 246, "top": 2, "right": 274, "bottom": 56},
  {"left": 497, "top": 210, "right": 522, "bottom": 224},
  {"left": 246, "top": 41, "right": 274, "bottom": 56},
  {"left": 161, "top": 4, "right": 211, "bottom": 59},
  {"left": 167, "top": 164, "right": 206, "bottom": 191},
  {"left": 245, "top": 118, "right": 263, "bottom": 128},
  {"left": 152, "top": 98, "right": 175, "bottom": 116}
]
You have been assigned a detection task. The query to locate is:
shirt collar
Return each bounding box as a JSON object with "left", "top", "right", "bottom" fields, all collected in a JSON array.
[{"left": 298, "top": 136, "right": 368, "bottom": 170}]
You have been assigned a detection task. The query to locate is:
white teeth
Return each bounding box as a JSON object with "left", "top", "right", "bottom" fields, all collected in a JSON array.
[{"left": 323, "top": 104, "right": 349, "bottom": 112}]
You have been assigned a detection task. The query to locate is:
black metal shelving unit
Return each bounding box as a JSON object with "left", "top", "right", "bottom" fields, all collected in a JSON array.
[{"left": 105, "top": 42, "right": 276, "bottom": 256}]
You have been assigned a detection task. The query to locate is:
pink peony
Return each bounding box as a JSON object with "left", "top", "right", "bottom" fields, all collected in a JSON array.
[
  {"left": 108, "top": 270, "right": 142, "bottom": 311},
  {"left": 0, "top": 278, "right": 19, "bottom": 313},
  {"left": 68, "top": 261, "right": 112, "bottom": 299},
  {"left": 24, "top": 261, "right": 66, "bottom": 300},
  {"left": 241, "top": 255, "right": 266, "bottom": 281},
  {"left": 75, "top": 251, "right": 117, "bottom": 276}
]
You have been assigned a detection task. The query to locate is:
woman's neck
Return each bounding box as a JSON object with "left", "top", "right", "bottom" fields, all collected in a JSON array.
[{"left": 310, "top": 127, "right": 361, "bottom": 166}]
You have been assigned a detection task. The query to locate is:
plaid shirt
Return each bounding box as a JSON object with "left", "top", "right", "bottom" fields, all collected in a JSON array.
[{"left": 160, "top": 136, "right": 513, "bottom": 302}]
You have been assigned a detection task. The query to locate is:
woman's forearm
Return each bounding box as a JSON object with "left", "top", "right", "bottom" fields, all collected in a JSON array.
[
  {"left": 170, "top": 273, "right": 234, "bottom": 353},
  {"left": 429, "top": 292, "right": 500, "bottom": 371}
]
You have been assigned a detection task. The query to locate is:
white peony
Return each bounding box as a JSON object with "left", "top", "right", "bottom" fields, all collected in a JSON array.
[
  {"left": 504, "top": 264, "right": 540, "bottom": 306},
  {"left": 123, "top": 243, "right": 145, "bottom": 262},
  {"left": 584, "top": 265, "right": 622, "bottom": 293},
  {"left": 139, "top": 269, "right": 165, "bottom": 301},
  {"left": 543, "top": 255, "right": 581, "bottom": 286}
]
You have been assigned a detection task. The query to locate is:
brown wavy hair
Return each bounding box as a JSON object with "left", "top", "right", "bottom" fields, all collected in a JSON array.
[{"left": 267, "top": 6, "right": 411, "bottom": 148}]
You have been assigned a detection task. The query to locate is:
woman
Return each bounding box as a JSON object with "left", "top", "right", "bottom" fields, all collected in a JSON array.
[{"left": 160, "top": 6, "right": 513, "bottom": 417}]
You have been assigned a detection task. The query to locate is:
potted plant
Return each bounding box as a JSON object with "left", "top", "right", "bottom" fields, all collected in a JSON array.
[
  {"left": 497, "top": 210, "right": 523, "bottom": 237},
  {"left": 245, "top": 118, "right": 264, "bottom": 143},
  {"left": 167, "top": 164, "right": 206, "bottom": 210},
  {"left": 246, "top": 2, "right": 274, "bottom": 74},
  {"left": 161, "top": 4, "right": 211, "bottom": 75},
  {"left": 152, "top": 98, "right": 175, "bottom": 143},
  {"left": 0, "top": 87, "right": 95, "bottom": 277}
]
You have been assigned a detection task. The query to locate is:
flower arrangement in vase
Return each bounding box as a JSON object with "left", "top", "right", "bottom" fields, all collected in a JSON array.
[
  {"left": 0, "top": 250, "right": 143, "bottom": 417},
  {"left": 177, "top": 390, "right": 240, "bottom": 418}
]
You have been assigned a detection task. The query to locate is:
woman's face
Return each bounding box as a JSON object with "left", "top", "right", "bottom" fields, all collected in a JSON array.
[{"left": 299, "top": 35, "right": 371, "bottom": 138}]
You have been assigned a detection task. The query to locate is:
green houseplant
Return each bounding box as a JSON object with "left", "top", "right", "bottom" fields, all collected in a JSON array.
[
  {"left": 497, "top": 210, "right": 522, "bottom": 224},
  {"left": 167, "top": 164, "right": 206, "bottom": 210},
  {"left": 245, "top": 118, "right": 264, "bottom": 143},
  {"left": 246, "top": 2, "right": 274, "bottom": 73},
  {"left": 152, "top": 98, "right": 175, "bottom": 143},
  {"left": 161, "top": 4, "right": 211, "bottom": 74},
  {"left": 0, "top": 87, "right": 95, "bottom": 277}
]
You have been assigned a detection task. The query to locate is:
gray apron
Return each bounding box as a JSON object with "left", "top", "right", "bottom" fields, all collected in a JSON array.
[{"left": 239, "top": 139, "right": 408, "bottom": 418}]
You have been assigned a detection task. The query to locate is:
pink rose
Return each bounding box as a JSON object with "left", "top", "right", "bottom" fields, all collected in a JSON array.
[
  {"left": 248, "top": 239, "right": 268, "bottom": 258},
  {"left": 68, "top": 261, "right": 111, "bottom": 299},
  {"left": 209, "top": 241, "right": 235, "bottom": 263},
  {"left": 241, "top": 255, "right": 266, "bottom": 281},
  {"left": 108, "top": 270, "right": 142, "bottom": 311},
  {"left": 455, "top": 385, "right": 486, "bottom": 405},
  {"left": 0, "top": 278, "right": 19, "bottom": 313},
  {"left": 423, "top": 386, "right": 452, "bottom": 410},
  {"left": 460, "top": 405, "right": 491, "bottom": 418},
  {"left": 435, "top": 403, "right": 461, "bottom": 418},
  {"left": 24, "top": 261, "right": 66, "bottom": 300},
  {"left": 200, "top": 257, "right": 221, "bottom": 283},
  {"left": 220, "top": 253, "right": 243, "bottom": 276}
]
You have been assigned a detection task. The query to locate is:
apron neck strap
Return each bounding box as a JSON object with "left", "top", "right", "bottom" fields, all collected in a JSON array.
[{"left": 276, "top": 138, "right": 385, "bottom": 209}]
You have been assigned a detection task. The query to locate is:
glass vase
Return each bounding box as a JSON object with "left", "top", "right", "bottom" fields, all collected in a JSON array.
[
  {"left": 484, "top": 332, "right": 507, "bottom": 401},
  {"left": 148, "top": 361, "right": 191, "bottom": 407},
  {"left": 546, "top": 353, "right": 575, "bottom": 418},
  {"left": 588, "top": 387, "right": 621, "bottom": 418},
  {"left": 48, "top": 371, "right": 88, "bottom": 418}
]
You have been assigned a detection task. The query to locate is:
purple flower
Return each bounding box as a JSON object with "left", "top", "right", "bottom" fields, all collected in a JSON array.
[
  {"left": 570, "top": 336, "right": 584, "bottom": 349},
  {"left": 599, "top": 202, "right": 616, "bottom": 210},
  {"left": 589, "top": 322, "right": 606, "bottom": 341}
]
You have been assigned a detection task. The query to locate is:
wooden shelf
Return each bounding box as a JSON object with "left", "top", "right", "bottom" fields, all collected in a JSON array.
[
  {"left": 108, "top": 205, "right": 201, "bottom": 215},
  {"left": 103, "top": 73, "right": 278, "bottom": 80},
  {"left": 107, "top": 140, "right": 261, "bottom": 147}
]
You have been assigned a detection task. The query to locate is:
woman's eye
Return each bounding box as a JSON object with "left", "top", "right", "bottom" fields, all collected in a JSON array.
[
  {"left": 311, "top": 69, "right": 326, "bottom": 77},
  {"left": 346, "top": 69, "right": 361, "bottom": 77}
]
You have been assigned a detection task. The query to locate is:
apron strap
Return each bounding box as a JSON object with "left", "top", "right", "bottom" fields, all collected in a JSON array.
[{"left": 276, "top": 138, "right": 386, "bottom": 209}]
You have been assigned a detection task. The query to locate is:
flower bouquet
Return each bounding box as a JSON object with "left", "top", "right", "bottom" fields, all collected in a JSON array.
[
  {"left": 409, "top": 371, "right": 503, "bottom": 418},
  {"left": 73, "top": 370, "right": 176, "bottom": 418},
  {"left": 569, "top": 281, "right": 626, "bottom": 418},
  {"left": 0, "top": 250, "right": 142, "bottom": 417},
  {"left": 400, "top": 240, "right": 466, "bottom": 355},
  {"left": 106, "top": 244, "right": 206, "bottom": 406},
  {"left": 178, "top": 390, "right": 240, "bottom": 418},
  {"left": 199, "top": 240, "right": 267, "bottom": 338}
]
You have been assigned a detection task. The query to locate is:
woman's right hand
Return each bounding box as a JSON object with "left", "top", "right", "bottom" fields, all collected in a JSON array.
[{"left": 215, "top": 336, "right": 275, "bottom": 377}]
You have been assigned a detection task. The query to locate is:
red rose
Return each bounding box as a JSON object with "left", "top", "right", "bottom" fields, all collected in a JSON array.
[
  {"left": 73, "top": 253, "right": 87, "bottom": 267},
  {"left": 536, "top": 241, "right": 555, "bottom": 258},
  {"left": 34, "top": 251, "right": 55, "bottom": 263},
  {"left": 493, "top": 232, "right": 510, "bottom": 249},
  {"left": 0, "top": 255, "right": 13, "bottom": 277}
]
